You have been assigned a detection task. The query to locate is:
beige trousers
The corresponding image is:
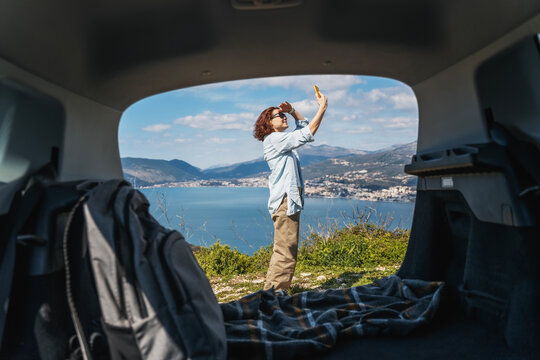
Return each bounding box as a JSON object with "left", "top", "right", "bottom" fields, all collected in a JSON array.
[{"left": 264, "top": 191, "right": 301, "bottom": 291}]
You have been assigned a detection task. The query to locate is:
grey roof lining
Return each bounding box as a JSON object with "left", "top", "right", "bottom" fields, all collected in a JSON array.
[{"left": 0, "top": 0, "right": 538, "bottom": 110}]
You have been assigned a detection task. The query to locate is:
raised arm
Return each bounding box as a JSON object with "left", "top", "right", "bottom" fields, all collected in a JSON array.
[
  {"left": 270, "top": 93, "right": 327, "bottom": 154},
  {"left": 308, "top": 93, "right": 328, "bottom": 136}
]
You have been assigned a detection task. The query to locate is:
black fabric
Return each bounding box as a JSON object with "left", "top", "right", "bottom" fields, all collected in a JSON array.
[
  {"left": 0, "top": 191, "right": 21, "bottom": 353},
  {"left": 5, "top": 181, "right": 102, "bottom": 360},
  {"left": 399, "top": 190, "right": 540, "bottom": 357},
  {"left": 0, "top": 171, "right": 107, "bottom": 359},
  {"left": 0, "top": 164, "right": 60, "bottom": 354},
  {"left": 309, "top": 317, "right": 528, "bottom": 360}
]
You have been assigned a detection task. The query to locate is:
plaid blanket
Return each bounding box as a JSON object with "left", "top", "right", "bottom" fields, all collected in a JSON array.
[{"left": 220, "top": 275, "right": 444, "bottom": 360}]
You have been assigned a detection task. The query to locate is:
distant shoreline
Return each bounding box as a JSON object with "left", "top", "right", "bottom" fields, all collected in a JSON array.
[
  {"left": 135, "top": 184, "right": 416, "bottom": 203},
  {"left": 135, "top": 184, "right": 268, "bottom": 190}
]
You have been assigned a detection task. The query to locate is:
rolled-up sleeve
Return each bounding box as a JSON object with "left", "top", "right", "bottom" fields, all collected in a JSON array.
[
  {"left": 268, "top": 126, "right": 314, "bottom": 154},
  {"left": 295, "top": 118, "right": 310, "bottom": 129}
]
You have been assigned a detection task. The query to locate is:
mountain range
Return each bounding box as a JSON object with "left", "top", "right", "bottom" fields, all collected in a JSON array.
[{"left": 121, "top": 142, "right": 416, "bottom": 187}]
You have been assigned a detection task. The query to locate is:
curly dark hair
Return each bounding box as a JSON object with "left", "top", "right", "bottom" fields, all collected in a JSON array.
[{"left": 253, "top": 107, "right": 279, "bottom": 141}]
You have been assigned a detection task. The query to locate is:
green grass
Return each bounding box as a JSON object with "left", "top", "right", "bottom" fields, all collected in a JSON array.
[{"left": 194, "top": 208, "right": 410, "bottom": 302}]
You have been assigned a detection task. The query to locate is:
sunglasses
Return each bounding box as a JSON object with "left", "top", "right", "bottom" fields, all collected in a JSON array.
[{"left": 270, "top": 112, "right": 287, "bottom": 120}]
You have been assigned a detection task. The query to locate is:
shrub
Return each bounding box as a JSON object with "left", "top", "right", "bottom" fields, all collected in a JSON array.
[
  {"left": 298, "top": 222, "right": 409, "bottom": 268},
  {"left": 195, "top": 240, "right": 254, "bottom": 276},
  {"left": 250, "top": 244, "right": 273, "bottom": 272},
  {"left": 298, "top": 232, "right": 369, "bottom": 267},
  {"left": 194, "top": 211, "right": 410, "bottom": 276},
  {"left": 363, "top": 230, "right": 409, "bottom": 266}
]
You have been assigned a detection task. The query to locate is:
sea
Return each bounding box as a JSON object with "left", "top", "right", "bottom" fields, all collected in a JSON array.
[{"left": 140, "top": 187, "right": 415, "bottom": 255}]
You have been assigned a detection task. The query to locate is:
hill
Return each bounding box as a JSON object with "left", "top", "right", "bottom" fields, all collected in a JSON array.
[
  {"left": 302, "top": 141, "right": 416, "bottom": 190},
  {"left": 121, "top": 142, "right": 416, "bottom": 190},
  {"left": 122, "top": 144, "right": 367, "bottom": 184},
  {"left": 121, "top": 157, "right": 205, "bottom": 186},
  {"left": 203, "top": 144, "right": 366, "bottom": 179},
  {"left": 302, "top": 141, "right": 416, "bottom": 185},
  {"left": 300, "top": 141, "right": 417, "bottom": 200}
]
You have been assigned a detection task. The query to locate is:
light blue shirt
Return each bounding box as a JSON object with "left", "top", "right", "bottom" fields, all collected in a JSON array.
[{"left": 263, "top": 119, "right": 314, "bottom": 216}]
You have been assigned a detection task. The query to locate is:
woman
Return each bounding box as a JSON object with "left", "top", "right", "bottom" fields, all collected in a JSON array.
[{"left": 253, "top": 92, "right": 328, "bottom": 292}]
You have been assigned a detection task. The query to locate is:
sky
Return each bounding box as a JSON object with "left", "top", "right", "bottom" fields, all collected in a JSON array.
[{"left": 119, "top": 75, "right": 418, "bottom": 169}]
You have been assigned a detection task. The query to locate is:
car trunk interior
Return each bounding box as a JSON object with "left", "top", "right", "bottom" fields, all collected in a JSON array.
[{"left": 0, "top": 1, "right": 539, "bottom": 359}]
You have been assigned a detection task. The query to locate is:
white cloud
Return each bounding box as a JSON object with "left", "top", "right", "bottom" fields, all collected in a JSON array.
[
  {"left": 174, "top": 138, "right": 191, "bottom": 143},
  {"left": 196, "top": 75, "right": 366, "bottom": 93},
  {"left": 173, "top": 111, "right": 255, "bottom": 131},
  {"left": 237, "top": 103, "right": 271, "bottom": 113},
  {"left": 290, "top": 87, "right": 393, "bottom": 119},
  {"left": 325, "top": 89, "right": 350, "bottom": 103},
  {"left": 293, "top": 99, "right": 320, "bottom": 115},
  {"left": 370, "top": 116, "right": 418, "bottom": 129},
  {"left": 205, "top": 137, "right": 237, "bottom": 144},
  {"left": 342, "top": 115, "right": 358, "bottom": 122},
  {"left": 142, "top": 124, "right": 172, "bottom": 132},
  {"left": 390, "top": 92, "right": 417, "bottom": 110},
  {"left": 343, "top": 126, "right": 373, "bottom": 134},
  {"left": 366, "top": 89, "right": 387, "bottom": 102},
  {"left": 366, "top": 86, "right": 417, "bottom": 111}
]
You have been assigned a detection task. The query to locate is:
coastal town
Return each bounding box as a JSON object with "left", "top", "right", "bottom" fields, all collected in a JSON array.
[
  {"left": 137, "top": 171, "right": 416, "bottom": 202},
  {"left": 126, "top": 142, "right": 418, "bottom": 203}
]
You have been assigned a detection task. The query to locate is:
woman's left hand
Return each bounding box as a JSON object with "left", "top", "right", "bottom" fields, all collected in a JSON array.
[{"left": 279, "top": 101, "right": 293, "bottom": 113}]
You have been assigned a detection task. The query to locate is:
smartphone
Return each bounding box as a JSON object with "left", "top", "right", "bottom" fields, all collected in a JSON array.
[{"left": 314, "top": 85, "right": 321, "bottom": 98}]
